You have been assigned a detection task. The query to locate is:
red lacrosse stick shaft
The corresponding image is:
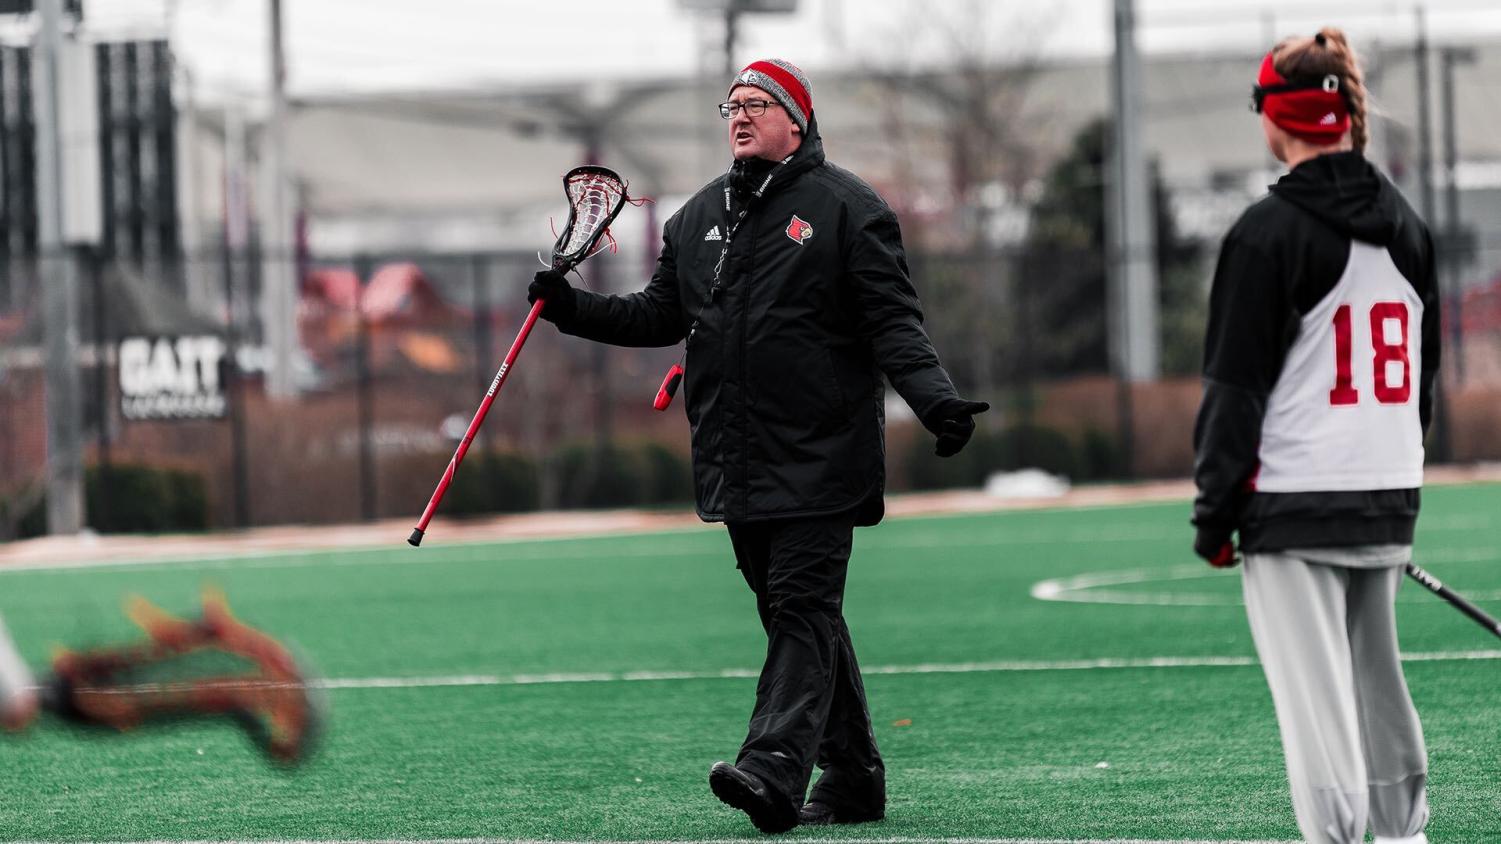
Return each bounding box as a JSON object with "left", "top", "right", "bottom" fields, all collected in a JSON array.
[{"left": 408, "top": 298, "right": 546, "bottom": 546}]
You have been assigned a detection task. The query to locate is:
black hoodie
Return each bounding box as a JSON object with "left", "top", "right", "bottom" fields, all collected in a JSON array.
[{"left": 1192, "top": 151, "right": 1440, "bottom": 553}]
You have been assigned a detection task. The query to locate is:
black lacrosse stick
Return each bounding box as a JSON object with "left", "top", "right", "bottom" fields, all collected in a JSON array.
[{"left": 1406, "top": 563, "right": 1501, "bottom": 639}]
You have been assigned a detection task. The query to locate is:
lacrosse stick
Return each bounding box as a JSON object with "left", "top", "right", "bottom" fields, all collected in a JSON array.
[
  {"left": 1405, "top": 562, "right": 1501, "bottom": 639},
  {"left": 48, "top": 588, "right": 322, "bottom": 765},
  {"left": 408, "top": 165, "right": 633, "bottom": 546}
]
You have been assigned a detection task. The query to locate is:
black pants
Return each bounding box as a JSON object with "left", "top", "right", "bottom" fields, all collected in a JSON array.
[{"left": 727, "top": 513, "right": 885, "bottom": 814}]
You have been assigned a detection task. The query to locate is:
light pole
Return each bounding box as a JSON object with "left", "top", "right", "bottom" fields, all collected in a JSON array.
[
  {"left": 34, "top": 0, "right": 84, "bottom": 534},
  {"left": 261, "top": 0, "right": 297, "bottom": 397},
  {"left": 1439, "top": 45, "right": 1474, "bottom": 386},
  {"left": 1107, "top": 0, "right": 1159, "bottom": 477}
]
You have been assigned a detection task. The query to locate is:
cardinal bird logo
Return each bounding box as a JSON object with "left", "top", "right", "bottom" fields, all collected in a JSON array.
[{"left": 785, "top": 215, "right": 813, "bottom": 245}]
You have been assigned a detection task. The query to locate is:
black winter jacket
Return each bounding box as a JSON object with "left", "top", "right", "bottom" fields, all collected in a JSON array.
[
  {"left": 1192, "top": 151, "right": 1440, "bottom": 553},
  {"left": 555, "top": 117, "right": 963, "bottom": 524}
]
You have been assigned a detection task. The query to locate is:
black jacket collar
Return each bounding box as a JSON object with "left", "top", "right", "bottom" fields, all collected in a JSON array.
[{"left": 727, "top": 113, "right": 825, "bottom": 201}]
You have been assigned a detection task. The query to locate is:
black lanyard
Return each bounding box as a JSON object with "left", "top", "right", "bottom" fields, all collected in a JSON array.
[
  {"left": 688, "top": 154, "right": 791, "bottom": 348},
  {"left": 652, "top": 155, "right": 791, "bottom": 412}
]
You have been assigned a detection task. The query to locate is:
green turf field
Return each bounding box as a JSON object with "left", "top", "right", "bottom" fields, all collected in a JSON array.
[{"left": 1, "top": 484, "right": 1499, "bottom": 842}]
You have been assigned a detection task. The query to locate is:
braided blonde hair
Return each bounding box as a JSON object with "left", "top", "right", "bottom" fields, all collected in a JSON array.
[{"left": 1272, "top": 27, "right": 1369, "bottom": 151}]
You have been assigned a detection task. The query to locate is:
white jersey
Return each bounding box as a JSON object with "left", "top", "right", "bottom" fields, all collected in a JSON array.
[{"left": 1257, "top": 242, "right": 1425, "bottom": 493}]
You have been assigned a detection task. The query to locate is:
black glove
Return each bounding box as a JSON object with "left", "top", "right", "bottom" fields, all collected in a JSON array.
[
  {"left": 922, "top": 397, "right": 990, "bottom": 458},
  {"left": 1193, "top": 526, "right": 1239, "bottom": 569},
  {"left": 527, "top": 269, "right": 577, "bottom": 324}
]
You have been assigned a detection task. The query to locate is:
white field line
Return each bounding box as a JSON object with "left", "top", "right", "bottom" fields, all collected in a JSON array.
[
  {"left": 312, "top": 649, "right": 1501, "bottom": 691},
  {"left": 2, "top": 533, "right": 1494, "bottom": 578},
  {"left": 25, "top": 651, "right": 1500, "bottom": 697},
  {"left": 4, "top": 838, "right": 1300, "bottom": 844}
]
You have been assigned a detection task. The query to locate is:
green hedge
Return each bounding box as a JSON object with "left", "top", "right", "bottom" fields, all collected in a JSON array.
[
  {"left": 438, "top": 441, "right": 692, "bottom": 516},
  {"left": 9, "top": 463, "right": 210, "bottom": 537},
  {"left": 554, "top": 440, "right": 693, "bottom": 510},
  {"left": 904, "top": 424, "right": 1121, "bottom": 491},
  {"left": 637, "top": 441, "right": 695, "bottom": 505},
  {"left": 440, "top": 451, "right": 541, "bottom": 516}
]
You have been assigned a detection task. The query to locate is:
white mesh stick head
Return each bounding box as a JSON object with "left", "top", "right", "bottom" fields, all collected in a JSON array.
[{"left": 552, "top": 166, "right": 628, "bottom": 270}]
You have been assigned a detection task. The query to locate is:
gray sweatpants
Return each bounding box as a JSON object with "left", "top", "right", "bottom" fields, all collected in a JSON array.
[{"left": 1242, "top": 552, "right": 1428, "bottom": 844}]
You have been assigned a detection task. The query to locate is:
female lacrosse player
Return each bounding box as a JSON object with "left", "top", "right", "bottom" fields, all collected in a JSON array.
[{"left": 1191, "top": 28, "right": 1439, "bottom": 844}]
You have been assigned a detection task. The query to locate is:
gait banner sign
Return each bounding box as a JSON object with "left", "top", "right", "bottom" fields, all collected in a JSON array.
[{"left": 118, "top": 335, "right": 229, "bottom": 421}]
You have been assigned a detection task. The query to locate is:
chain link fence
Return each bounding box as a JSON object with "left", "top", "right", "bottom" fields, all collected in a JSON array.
[{"left": 3, "top": 219, "right": 1499, "bottom": 536}]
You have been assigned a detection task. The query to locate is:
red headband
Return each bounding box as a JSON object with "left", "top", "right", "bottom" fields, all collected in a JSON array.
[{"left": 1256, "top": 52, "right": 1349, "bottom": 144}]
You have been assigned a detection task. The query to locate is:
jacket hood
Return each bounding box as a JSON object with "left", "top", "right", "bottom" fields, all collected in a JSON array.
[
  {"left": 1270, "top": 151, "right": 1400, "bottom": 245},
  {"left": 791, "top": 112, "right": 825, "bottom": 169}
]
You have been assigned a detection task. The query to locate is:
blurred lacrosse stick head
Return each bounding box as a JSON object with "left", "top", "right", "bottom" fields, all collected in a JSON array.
[{"left": 49, "top": 588, "right": 323, "bottom": 766}]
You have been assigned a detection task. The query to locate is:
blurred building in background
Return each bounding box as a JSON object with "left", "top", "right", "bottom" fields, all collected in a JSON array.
[{"left": 2, "top": 6, "right": 1500, "bottom": 536}]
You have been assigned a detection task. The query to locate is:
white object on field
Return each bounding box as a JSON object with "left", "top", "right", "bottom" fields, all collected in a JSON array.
[
  {"left": 441, "top": 413, "right": 470, "bottom": 441},
  {"left": 0, "top": 614, "right": 38, "bottom": 730},
  {"left": 984, "top": 468, "right": 1071, "bottom": 499}
]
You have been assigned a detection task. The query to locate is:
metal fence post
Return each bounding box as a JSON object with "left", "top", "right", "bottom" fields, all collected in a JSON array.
[{"left": 354, "top": 252, "right": 377, "bottom": 522}]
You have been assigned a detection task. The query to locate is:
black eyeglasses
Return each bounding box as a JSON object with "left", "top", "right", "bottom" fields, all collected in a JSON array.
[
  {"left": 1250, "top": 73, "right": 1342, "bottom": 113},
  {"left": 719, "top": 99, "right": 782, "bottom": 119}
]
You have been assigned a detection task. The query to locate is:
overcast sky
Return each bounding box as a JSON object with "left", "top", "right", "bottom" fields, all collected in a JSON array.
[{"left": 62, "top": 0, "right": 1501, "bottom": 102}]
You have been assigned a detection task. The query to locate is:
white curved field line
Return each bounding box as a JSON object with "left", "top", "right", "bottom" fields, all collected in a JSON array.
[{"left": 1032, "top": 549, "right": 1501, "bottom": 607}]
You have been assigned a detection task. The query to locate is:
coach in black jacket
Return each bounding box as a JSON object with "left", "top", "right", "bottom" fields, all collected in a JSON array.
[{"left": 529, "top": 59, "right": 985, "bottom": 833}]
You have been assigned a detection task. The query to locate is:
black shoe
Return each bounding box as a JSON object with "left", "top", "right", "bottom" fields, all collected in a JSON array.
[
  {"left": 708, "top": 761, "right": 799, "bottom": 834},
  {"left": 799, "top": 800, "right": 885, "bottom": 825}
]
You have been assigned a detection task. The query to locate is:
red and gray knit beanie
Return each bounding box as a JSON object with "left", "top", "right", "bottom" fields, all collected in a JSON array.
[{"left": 728, "top": 59, "right": 812, "bottom": 133}]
